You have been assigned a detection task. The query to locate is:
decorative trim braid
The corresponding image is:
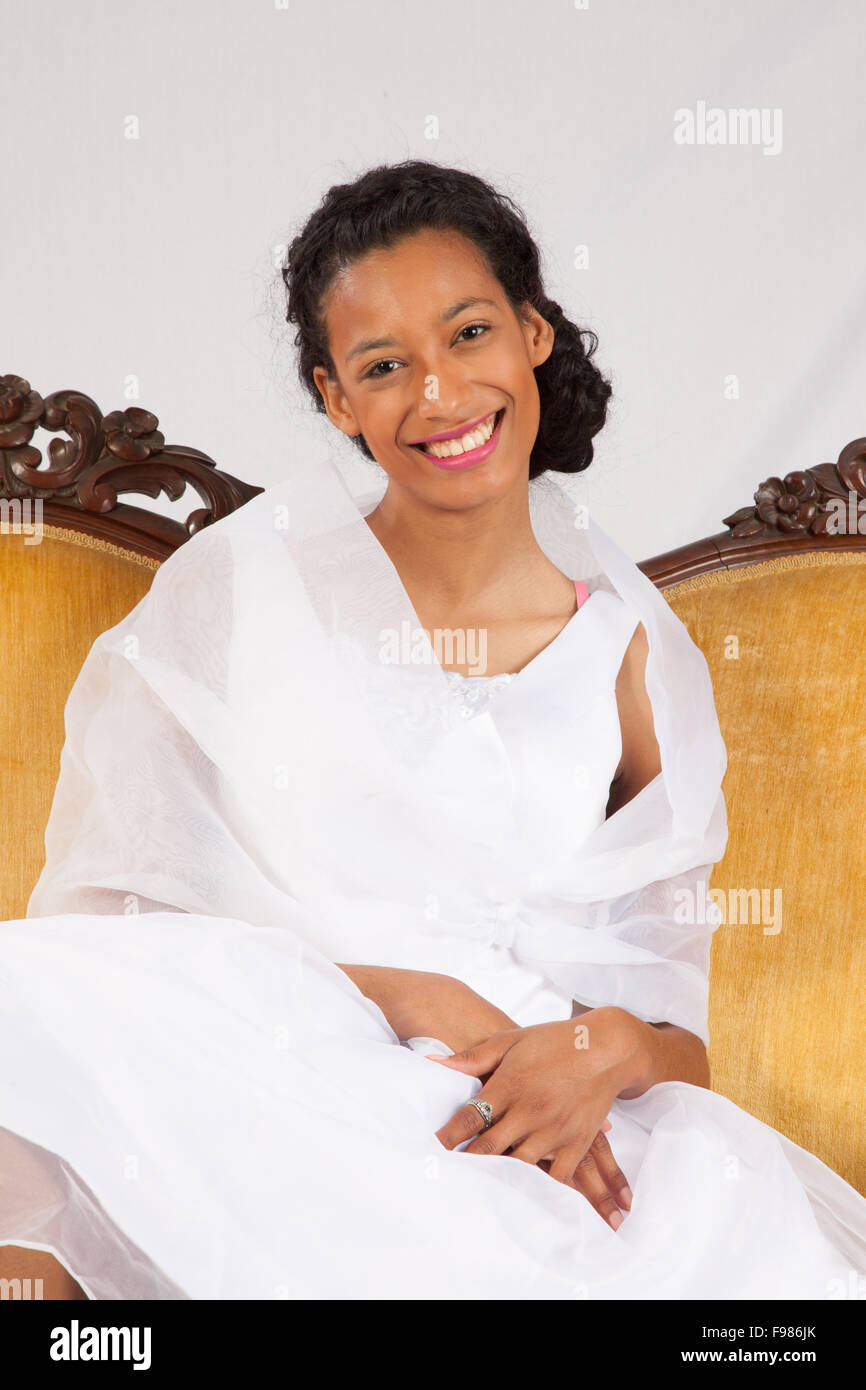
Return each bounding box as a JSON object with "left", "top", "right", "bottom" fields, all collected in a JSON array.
[
  {"left": 663, "top": 548, "right": 866, "bottom": 596},
  {"left": 34, "top": 524, "right": 162, "bottom": 571}
]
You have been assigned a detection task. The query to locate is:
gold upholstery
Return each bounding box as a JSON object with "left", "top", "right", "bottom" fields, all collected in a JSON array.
[
  {"left": 2, "top": 526, "right": 864, "bottom": 1194},
  {"left": 1, "top": 526, "right": 157, "bottom": 922},
  {"left": 666, "top": 552, "right": 866, "bottom": 1195}
]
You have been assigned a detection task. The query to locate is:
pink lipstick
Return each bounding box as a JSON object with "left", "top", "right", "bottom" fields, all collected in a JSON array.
[{"left": 411, "top": 408, "right": 505, "bottom": 471}]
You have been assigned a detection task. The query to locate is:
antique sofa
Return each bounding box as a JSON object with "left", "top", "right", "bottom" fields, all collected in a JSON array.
[{"left": 2, "top": 374, "right": 864, "bottom": 1206}]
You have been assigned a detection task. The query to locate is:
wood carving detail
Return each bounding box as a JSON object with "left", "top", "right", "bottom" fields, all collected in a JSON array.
[
  {"left": 4, "top": 374, "right": 862, "bottom": 583},
  {"left": 722, "top": 437, "right": 866, "bottom": 539},
  {"left": 0, "top": 375, "right": 263, "bottom": 537}
]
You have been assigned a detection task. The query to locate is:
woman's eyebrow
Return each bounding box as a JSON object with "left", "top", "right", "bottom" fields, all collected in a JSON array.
[{"left": 345, "top": 297, "right": 497, "bottom": 363}]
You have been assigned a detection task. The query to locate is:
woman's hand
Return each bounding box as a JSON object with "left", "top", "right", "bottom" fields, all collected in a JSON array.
[
  {"left": 533, "top": 1123, "right": 632, "bottom": 1228},
  {"left": 427, "top": 1007, "right": 645, "bottom": 1228},
  {"left": 335, "top": 962, "right": 520, "bottom": 1055}
]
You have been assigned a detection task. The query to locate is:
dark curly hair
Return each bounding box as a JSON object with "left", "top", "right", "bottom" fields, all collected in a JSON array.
[{"left": 280, "top": 160, "right": 612, "bottom": 480}]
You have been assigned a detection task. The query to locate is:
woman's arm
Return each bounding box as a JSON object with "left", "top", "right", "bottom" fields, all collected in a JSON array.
[
  {"left": 335, "top": 963, "right": 519, "bottom": 1053},
  {"left": 572, "top": 999, "right": 710, "bottom": 1092},
  {"left": 348, "top": 966, "right": 632, "bottom": 1219},
  {"left": 607, "top": 619, "right": 662, "bottom": 817},
  {"left": 607, "top": 1010, "right": 710, "bottom": 1095},
  {"left": 596, "top": 621, "right": 711, "bottom": 1093}
]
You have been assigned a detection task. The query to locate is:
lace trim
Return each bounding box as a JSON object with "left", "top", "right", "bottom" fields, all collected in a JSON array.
[{"left": 442, "top": 668, "right": 516, "bottom": 716}]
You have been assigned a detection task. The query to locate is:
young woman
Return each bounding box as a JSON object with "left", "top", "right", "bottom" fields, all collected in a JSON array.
[{"left": 1, "top": 160, "right": 864, "bottom": 1300}]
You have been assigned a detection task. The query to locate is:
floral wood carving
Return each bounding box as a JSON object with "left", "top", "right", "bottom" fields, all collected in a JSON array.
[
  {"left": 640, "top": 435, "right": 866, "bottom": 587},
  {"left": 0, "top": 375, "right": 263, "bottom": 547},
  {"left": 722, "top": 437, "right": 866, "bottom": 539}
]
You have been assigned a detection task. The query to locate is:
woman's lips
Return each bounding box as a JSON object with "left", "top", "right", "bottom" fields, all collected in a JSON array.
[{"left": 411, "top": 408, "right": 505, "bottom": 471}]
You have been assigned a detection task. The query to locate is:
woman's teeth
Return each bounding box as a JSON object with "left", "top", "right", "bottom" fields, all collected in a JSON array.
[{"left": 419, "top": 411, "right": 498, "bottom": 458}]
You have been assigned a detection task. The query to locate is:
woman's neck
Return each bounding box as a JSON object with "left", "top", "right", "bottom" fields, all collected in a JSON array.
[{"left": 363, "top": 486, "right": 574, "bottom": 621}]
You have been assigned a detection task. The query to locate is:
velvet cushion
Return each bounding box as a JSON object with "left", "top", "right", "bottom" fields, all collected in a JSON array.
[
  {"left": 666, "top": 552, "right": 866, "bottom": 1195},
  {"left": 0, "top": 527, "right": 157, "bottom": 923}
]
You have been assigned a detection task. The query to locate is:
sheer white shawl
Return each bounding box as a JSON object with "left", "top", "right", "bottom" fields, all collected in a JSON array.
[{"left": 28, "top": 453, "right": 728, "bottom": 1046}]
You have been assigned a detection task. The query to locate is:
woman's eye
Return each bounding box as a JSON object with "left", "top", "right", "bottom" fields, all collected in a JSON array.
[
  {"left": 364, "top": 322, "right": 491, "bottom": 379},
  {"left": 458, "top": 322, "right": 490, "bottom": 343},
  {"left": 365, "top": 359, "right": 401, "bottom": 379}
]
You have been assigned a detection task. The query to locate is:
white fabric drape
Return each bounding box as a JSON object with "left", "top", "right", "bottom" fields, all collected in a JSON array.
[
  {"left": 27, "top": 457, "right": 728, "bottom": 1047},
  {"left": 4, "top": 448, "right": 865, "bottom": 1300}
]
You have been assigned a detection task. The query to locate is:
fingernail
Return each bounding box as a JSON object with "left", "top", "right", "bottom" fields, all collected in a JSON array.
[
  {"left": 609, "top": 1210, "right": 624, "bottom": 1231},
  {"left": 621, "top": 1185, "right": 633, "bottom": 1209},
  {"left": 424, "top": 1054, "right": 446, "bottom": 1061}
]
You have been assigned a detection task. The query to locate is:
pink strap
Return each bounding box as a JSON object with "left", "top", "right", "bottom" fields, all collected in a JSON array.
[{"left": 574, "top": 580, "right": 590, "bottom": 609}]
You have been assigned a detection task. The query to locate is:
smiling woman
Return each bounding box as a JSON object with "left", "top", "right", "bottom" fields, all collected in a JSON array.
[
  {"left": 311, "top": 227, "right": 554, "bottom": 496},
  {"left": 1, "top": 159, "right": 865, "bottom": 1301},
  {"left": 284, "top": 163, "right": 610, "bottom": 481},
  {"left": 294, "top": 216, "right": 608, "bottom": 674}
]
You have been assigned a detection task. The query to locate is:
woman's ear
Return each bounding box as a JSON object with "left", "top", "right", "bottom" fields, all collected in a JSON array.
[
  {"left": 312, "top": 365, "right": 363, "bottom": 439},
  {"left": 518, "top": 302, "right": 555, "bottom": 370}
]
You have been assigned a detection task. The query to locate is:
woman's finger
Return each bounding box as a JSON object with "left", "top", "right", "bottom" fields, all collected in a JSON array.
[
  {"left": 571, "top": 1143, "right": 629, "bottom": 1230},
  {"left": 433, "top": 1087, "right": 511, "bottom": 1152},
  {"left": 548, "top": 1141, "right": 593, "bottom": 1189},
  {"left": 460, "top": 1117, "right": 526, "bottom": 1157},
  {"left": 425, "top": 1031, "right": 518, "bottom": 1079},
  {"left": 585, "top": 1130, "right": 633, "bottom": 1210}
]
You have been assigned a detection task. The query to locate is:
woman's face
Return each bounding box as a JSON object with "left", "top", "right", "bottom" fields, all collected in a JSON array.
[{"left": 313, "top": 228, "right": 554, "bottom": 509}]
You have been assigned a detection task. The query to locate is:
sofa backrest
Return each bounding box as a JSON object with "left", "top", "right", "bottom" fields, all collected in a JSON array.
[
  {"left": 665, "top": 550, "right": 866, "bottom": 1193},
  {"left": 4, "top": 376, "right": 864, "bottom": 1194}
]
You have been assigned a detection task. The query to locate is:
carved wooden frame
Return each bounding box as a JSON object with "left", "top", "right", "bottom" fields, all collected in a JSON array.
[
  {"left": 0, "top": 375, "right": 263, "bottom": 563},
  {"left": 638, "top": 436, "right": 866, "bottom": 587},
  {"left": 3, "top": 375, "right": 862, "bottom": 587}
]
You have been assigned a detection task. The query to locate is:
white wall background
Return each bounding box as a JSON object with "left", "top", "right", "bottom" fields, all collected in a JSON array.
[{"left": 2, "top": 0, "right": 864, "bottom": 560}]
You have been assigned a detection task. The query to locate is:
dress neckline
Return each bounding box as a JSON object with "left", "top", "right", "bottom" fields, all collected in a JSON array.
[
  {"left": 439, "top": 583, "right": 595, "bottom": 684},
  {"left": 360, "top": 512, "right": 592, "bottom": 688}
]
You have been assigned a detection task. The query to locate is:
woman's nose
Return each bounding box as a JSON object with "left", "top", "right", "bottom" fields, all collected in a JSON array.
[{"left": 413, "top": 363, "right": 474, "bottom": 422}]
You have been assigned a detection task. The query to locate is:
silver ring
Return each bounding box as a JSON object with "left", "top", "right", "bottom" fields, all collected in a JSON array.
[{"left": 469, "top": 1098, "right": 494, "bottom": 1129}]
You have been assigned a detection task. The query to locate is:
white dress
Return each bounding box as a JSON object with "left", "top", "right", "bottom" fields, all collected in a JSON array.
[{"left": 1, "top": 589, "right": 864, "bottom": 1300}]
